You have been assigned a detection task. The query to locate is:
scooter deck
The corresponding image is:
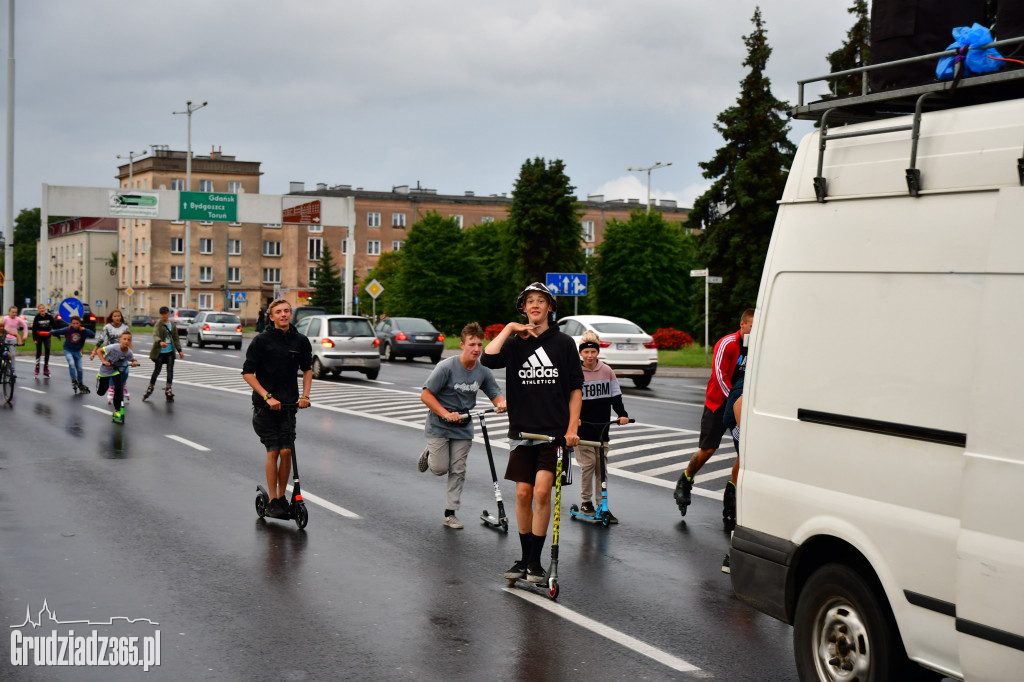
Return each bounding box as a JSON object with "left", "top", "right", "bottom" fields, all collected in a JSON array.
[
  {"left": 480, "top": 510, "right": 509, "bottom": 533},
  {"left": 506, "top": 573, "right": 560, "bottom": 600}
]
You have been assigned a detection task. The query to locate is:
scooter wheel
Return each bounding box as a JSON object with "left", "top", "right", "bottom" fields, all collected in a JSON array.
[
  {"left": 294, "top": 503, "right": 309, "bottom": 529},
  {"left": 569, "top": 504, "right": 579, "bottom": 521},
  {"left": 500, "top": 520, "right": 509, "bottom": 533},
  {"left": 601, "top": 512, "right": 611, "bottom": 527},
  {"left": 507, "top": 579, "right": 516, "bottom": 587},
  {"left": 255, "top": 494, "right": 267, "bottom": 518},
  {"left": 547, "top": 581, "right": 559, "bottom": 600}
]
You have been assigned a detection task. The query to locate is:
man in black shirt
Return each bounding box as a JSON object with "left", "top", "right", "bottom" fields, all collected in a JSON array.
[{"left": 242, "top": 298, "right": 313, "bottom": 518}]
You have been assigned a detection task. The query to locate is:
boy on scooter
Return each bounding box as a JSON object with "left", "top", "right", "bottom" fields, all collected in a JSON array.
[
  {"left": 481, "top": 282, "right": 583, "bottom": 583},
  {"left": 577, "top": 330, "right": 630, "bottom": 522},
  {"left": 418, "top": 322, "right": 506, "bottom": 529}
]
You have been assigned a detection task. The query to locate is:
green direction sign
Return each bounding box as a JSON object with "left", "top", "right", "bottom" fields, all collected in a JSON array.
[{"left": 179, "top": 192, "right": 238, "bottom": 223}]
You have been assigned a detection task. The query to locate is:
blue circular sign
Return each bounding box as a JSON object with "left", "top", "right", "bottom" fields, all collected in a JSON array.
[{"left": 58, "top": 297, "right": 84, "bottom": 322}]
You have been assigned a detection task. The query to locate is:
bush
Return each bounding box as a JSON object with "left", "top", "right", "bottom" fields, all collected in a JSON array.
[
  {"left": 652, "top": 327, "right": 694, "bottom": 350},
  {"left": 484, "top": 323, "right": 506, "bottom": 340}
]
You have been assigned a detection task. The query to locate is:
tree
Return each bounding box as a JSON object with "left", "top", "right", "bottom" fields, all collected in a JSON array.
[
  {"left": 9, "top": 208, "right": 42, "bottom": 306},
  {"left": 508, "top": 157, "right": 584, "bottom": 291},
  {"left": 822, "top": 0, "right": 870, "bottom": 103},
  {"left": 463, "top": 219, "right": 518, "bottom": 325},
  {"left": 687, "top": 7, "right": 796, "bottom": 339},
  {"left": 592, "top": 209, "right": 696, "bottom": 333},
  {"left": 390, "top": 212, "right": 481, "bottom": 335},
  {"left": 307, "top": 242, "right": 343, "bottom": 312}
]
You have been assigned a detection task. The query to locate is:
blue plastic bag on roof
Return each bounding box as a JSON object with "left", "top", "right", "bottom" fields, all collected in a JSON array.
[{"left": 937, "top": 23, "right": 1003, "bottom": 80}]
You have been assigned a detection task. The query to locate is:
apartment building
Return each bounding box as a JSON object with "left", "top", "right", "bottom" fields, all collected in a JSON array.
[{"left": 36, "top": 217, "right": 119, "bottom": 316}]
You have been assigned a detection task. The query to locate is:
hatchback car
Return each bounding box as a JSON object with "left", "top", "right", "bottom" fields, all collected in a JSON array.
[
  {"left": 131, "top": 314, "right": 156, "bottom": 327},
  {"left": 375, "top": 317, "right": 445, "bottom": 363},
  {"left": 170, "top": 308, "right": 199, "bottom": 335},
  {"left": 296, "top": 315, "right": 381, "bottom": 380},
  {"left": 556, "top": 315, "right": 658, "bottom": 387},
  {"left": 186, "top": 311, "right": 243, "bottom": 349}
]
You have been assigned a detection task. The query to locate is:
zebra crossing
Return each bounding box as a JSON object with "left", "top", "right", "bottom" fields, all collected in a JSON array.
[{"left": 163, "top": 359, "right": 736, "bottom": 500}]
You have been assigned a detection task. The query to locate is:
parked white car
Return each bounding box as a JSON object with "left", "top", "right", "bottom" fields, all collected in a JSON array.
[
  {"left": 556, "top": 315, "right": 657, "bottom": 388},
  {"left": 186, "top": 311, "right": 242, "bottom": 349}
]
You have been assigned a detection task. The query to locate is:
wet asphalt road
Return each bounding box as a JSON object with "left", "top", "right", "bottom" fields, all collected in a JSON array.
[{"left": 0, "top": 348, "right": 797, "bottom": 681}]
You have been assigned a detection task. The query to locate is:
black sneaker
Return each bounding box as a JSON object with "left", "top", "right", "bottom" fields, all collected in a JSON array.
[
  {"left": 580, "top": 501, "right": 596, "bottom": 515},
  {"left": 721, "top": 553, "right": 731, "bottom": 574},
  {"left": 674, "top": 472, "right": 693, "bottom": 516},
  {"left": 526, "top": 563, "right": 547, "bottom": 584},
  {"left": 503, "top": 560, "right": 527, "bottom": 580}
]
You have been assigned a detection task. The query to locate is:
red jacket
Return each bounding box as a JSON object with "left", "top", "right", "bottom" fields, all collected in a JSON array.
[{"left": 704, "top": 329, "right": 744, "bottom": 411}]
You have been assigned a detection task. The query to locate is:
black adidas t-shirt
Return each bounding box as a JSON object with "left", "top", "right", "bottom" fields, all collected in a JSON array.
[{"left": 481, "top": 325, "right": 584, "bottom": 439}]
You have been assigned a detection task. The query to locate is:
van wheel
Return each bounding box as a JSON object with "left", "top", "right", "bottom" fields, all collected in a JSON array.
[
  {"left": 794, "top": 563, "right": 914, "bottom": 682},
  {"left": 311, "top": 358, "right": 325, "bottom": 380}
]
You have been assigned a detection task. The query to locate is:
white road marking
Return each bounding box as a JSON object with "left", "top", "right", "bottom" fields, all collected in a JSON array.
[
  {"left": 18, "top": 386, "right": 45, "bottom": 394},
  {"left": 84, "top": 405, "right": 110, "bottom": 414},
  {"left": 285, "top": 484, "right": 361, "bottom": 519},
  {"left": 607, "top": 467, "right": 723, "bottom": 500},
  {"left": 165, "top": 435, "right": 211, "bottom": 451},
  {"left": 624, "top": 393, "right": 704, "bottom": 408},
  {"left": 504, "top": 588, "right": 700, "bottom": 673}
]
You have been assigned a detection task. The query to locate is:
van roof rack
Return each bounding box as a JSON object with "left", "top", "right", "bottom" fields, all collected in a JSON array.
[{"left": 791, "top": 36, "right": 1024, "bottom": 124}]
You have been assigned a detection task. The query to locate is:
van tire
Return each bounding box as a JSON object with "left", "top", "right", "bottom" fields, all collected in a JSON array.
[{"left": 793, "top": 563, "right": 908, "bottom": 682}]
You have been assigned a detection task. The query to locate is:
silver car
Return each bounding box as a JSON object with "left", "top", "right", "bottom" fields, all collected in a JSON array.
[
  {"left": 186, "top": 311, "right": 243, "bottom": 349},
  {"left": 296, "top": 314, "right": 381, "bottom": 381}
]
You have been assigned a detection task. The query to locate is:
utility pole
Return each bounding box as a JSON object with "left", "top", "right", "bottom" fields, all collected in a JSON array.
[
  {"left": 172, "top": 100, "right": 207, "bottom": 308},
  {"left": 116, "top": 148, "right": 146, "bottom": 315},
  {"left": 3, "top": 0, "right": 15, "bottom": 312},
  {"left": 627, "top": 161, "right": 672, "bottom": 214}
]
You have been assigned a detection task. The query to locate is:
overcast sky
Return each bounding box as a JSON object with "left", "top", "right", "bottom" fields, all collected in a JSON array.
[{"left": 2, "top": 0, "right": 857, "bottom": 219}]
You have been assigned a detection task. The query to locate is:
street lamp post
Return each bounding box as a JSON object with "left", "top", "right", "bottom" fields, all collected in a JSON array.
[
  {"left": 172, "top": 100, "right": 207, "bottom": 308},
  {"left": 626, "top": 161, "right": 673, "bottom": 214},
  {"left": 117, "top": 148, "right": 146, "bottom": 315}
]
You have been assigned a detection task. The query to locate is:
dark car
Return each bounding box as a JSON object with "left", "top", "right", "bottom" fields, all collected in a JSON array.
[
  {"left": 131, "top": 314, "right": 156, "bottom": 327},
  {"left": 375, "top": 317, "right": 445, "bottom": 363},
  {"left": 54, "top": 303, "right": 97, "bottom": 332},
  {"left": 291, "top": 306, "right": 327, "bottom": 326}
]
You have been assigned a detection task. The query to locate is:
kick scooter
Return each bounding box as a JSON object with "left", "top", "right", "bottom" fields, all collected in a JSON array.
[
  {"left": 254, "top": 405, "right": 309, "bottom": 529},
  {"left": 505, "top": 432, "right": 601, "bottom": 600},
  {"left": 569, "top": 418, "right": 634, "bottom": 526},
  {"left": 464, "top": 408, "right": 509, "bottom": 533}
]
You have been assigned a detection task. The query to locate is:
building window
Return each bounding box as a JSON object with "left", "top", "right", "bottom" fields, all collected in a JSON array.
[
  {"left": 307, "top": 223, "right": 323, "bottom": 233},
  {"left": 367, "top": 240, "right": 381, "bottom": 256},
  {"left": 171, "top": 178, "right": 185, "bottom": 191},
  {"left": 262, "top": 268, "right": 281, "bottom": 284},
  {"left": 198, "top": 293, "right": 213, "bottom": 309},
  {"left": 582, "top": 220, "right": 595, "bottom": 243},
  {"left": 340, "top": 239, "right": 347, "bottom": 255},
  {"left": 262, "top": 241, "right": 282, "bottom": 257},
  {"left": 308, "top": 266, "right": 318, "bottom": 284},
  {"left": 228, "top": 266, "right": 240, "bottom": 283},
  {"left": 228, "top": 296, "right": 240, "bottom": 311},
  {"left": 199, "top": 238, "right": 213, "bottom": 255},
  {"left": 171, "top": 265, "right": 184, "bottom": 282},
  {"left": 141, "top": 265, "right": 145, "bottom": 282},
  {"left": 482, "top": 216, "right": 495, "bottom": 224},
  {"left": 262, "top": 223, "right": 281, "bottom": 228},
  {"left": 228, "top": 239, "right": 241, "bottom": 255},
  {"left": 392, "top": 240, "right": 402, "bottom": 252},
  {"left": 584, "top": 246, "right": 595, "bottom": 259},
  {"left": 199, "top": 179, "right": 213, "bottom": 192},
  {"left": 308, "top": 237, "right": 322, "bottom": 261},
  {"left": 171, "top": 238, "right": 184, "bottom": 253},
  {"left": 199, "top": 266, "right": 213, "bottom": 282},
  {"left": 228, "top": 181, "right": 242, "bottom": 194},
  {"left": 453, "top": 215, "right": 463, "bottom": 228},
  {"left": 392, "top": 213, "right": 406, "bottom": 228},
  {"left": 367, "top": 212, "right": 381, "bottom": 228},
  {"left": 171, "top": 218, "right": 184, "bottom": 225},
  {"left": 170, "top": 293, "right": 183, "bottom": 308},
  {"left": 199, "top": 220, "right": 214, "bottom": 226}
]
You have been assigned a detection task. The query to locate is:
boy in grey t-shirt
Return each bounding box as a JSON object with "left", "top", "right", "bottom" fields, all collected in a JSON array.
[
  {"left": 419, "top": 322, "right": 506, "bottom": 529},
  {"left": 96, "top": 330, "right": 140, "bottom": 423}
]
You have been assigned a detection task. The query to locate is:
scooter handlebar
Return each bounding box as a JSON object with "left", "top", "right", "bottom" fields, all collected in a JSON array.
[{"left": 517, "top": 432, "right": 601, "bottom": 448}]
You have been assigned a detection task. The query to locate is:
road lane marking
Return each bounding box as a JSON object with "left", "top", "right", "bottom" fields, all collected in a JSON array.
[
  {"left": 18, "top": 386, "right": 45, "bottom": 394},
  {"left": 84, "top": 405, "right": 110, "bottom": 414},
  {"left": 165, "top": 435, "right": 211, "bottom": 451},
  {"left": 607, "top": 467, "right": 723, "bottom": 500},
  {"left": 285, "top": 484, "right": 361, "bottom": 519},
  {"left": 504, "top": 588, "right": 700, "bottom": 673}
]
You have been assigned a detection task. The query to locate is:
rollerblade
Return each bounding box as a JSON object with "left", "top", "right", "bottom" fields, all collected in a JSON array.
[
  {"left": 111, "top": 407, "right": 125, "bottom": 424},
  {"left": 142, "top": 385, "right": 154, "bottom": 402},
  {"left": 72, "top": 382, "right": 79, "bottom": 395},
  {"left": 164, "top": 386, "right": 174, "bottom": 402},
  {"left": 722, "top": 481, "right": 736, "bottom": 531},
  {"left": 76, "top": 381, "right": 90, "bottom": 395},
  {"left": 44, "top": 365, "right": 50, "bottom": 378},
  {"left": 123, "top": 387, "right": 130, "bottom": 402},
  {"left": 34, "top": 363, "right": 39, "bottom": 377},
  {"left": 107, "top": 386, "right": 114, "bottom": 405},
  {"left": 674, "top": 471, "right": 693, "bottom": 516}
]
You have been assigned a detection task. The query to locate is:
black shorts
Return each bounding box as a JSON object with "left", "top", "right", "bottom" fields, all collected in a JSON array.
[
  {"left": 698, "top": 405, "right": 728, "bottom": 450},
  {"left": 504, "top": 443, "right": 558, "bottom": 484},
  {"left": 252, "top": 406, "right": 297, "bottom": 452}
]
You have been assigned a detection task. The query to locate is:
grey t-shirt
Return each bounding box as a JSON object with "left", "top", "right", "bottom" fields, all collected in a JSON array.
[
  {"left": 98, "top": 344, "right": 134, "bottom": 377},
  {"left": 423, "top": 355, "right": 502, "bottom": 440}
]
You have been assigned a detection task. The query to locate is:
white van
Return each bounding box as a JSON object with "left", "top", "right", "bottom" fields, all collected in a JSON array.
[{"left": 730, "top": 60, "right": 1024, "bottom": 681}]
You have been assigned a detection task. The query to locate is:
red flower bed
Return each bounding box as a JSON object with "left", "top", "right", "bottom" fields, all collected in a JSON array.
[
  {"left": 484, "top": 323, "right": 506, "bottom": 340},
  {"left": 652, "top": 327, "right": 694, "bottom": 350}
]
